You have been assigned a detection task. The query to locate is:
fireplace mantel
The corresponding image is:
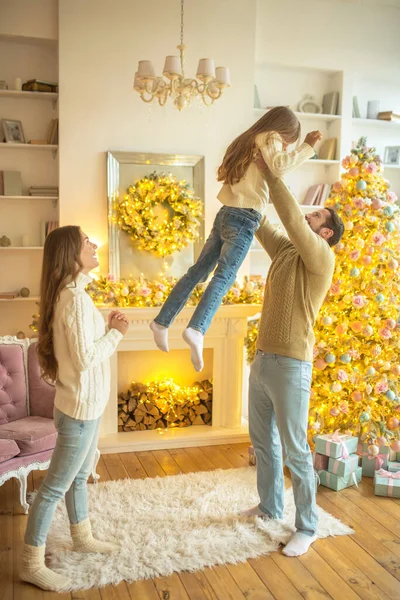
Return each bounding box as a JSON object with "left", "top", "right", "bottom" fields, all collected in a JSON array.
[{"left": 99, "top": 304, "right": 260, "bottom": 452}]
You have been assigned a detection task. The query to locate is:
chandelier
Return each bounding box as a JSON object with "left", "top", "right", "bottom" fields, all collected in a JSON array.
[{"left": 133, "top": 0, "right": 231, "bottom": 111}]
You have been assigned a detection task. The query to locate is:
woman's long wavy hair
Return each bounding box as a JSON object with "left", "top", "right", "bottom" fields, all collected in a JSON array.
[
  {"left": 217, "top": 106, "right": 301, "bottom": 185},
  {"left": 37, "top": 225, "right": 83, "bottom": 381}
]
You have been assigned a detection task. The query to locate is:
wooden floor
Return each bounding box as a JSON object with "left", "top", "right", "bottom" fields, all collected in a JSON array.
[{"left": 1, "top": 443, "right": 400, "bottom": 600}]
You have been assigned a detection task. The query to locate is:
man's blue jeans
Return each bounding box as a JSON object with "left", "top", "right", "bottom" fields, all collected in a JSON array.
[
  {"left": 249, "top": 351, "right": 318, "bottom": 536},
  {"left": 155, "top": 206, "right": 261, "bottom": 334},
  {"left": 25, "top": 408, "right": 101, "bottom": 547}
]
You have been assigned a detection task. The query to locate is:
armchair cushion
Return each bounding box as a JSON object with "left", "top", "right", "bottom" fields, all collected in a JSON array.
[
  {"left": 0, "top": 344, "right": 28, "bottom": 425},
  {"left": 0, "top": 438, "right": 20, "bottom": 464},
  {"left": 0, "top": 416, "right": 56, "bottom": 456},
  {"left": 28, "top": 343, "right": 55, "bottom": 418}
]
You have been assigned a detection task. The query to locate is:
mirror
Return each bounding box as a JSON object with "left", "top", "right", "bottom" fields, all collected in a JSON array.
[{"left": 107, "top": 151, "right": 205, "bottom": 281}]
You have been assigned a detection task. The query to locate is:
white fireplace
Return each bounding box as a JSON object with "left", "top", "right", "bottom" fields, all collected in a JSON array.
[{"left": 99, "top": 304, "right": 260, "bottom": 453}]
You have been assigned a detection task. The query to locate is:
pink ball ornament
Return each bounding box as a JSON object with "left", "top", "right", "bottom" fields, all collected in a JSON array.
[
  {"left": 107, "top": 291, "right": 114, "bottom": 299},
  {"left": 363, "top": 325, "right": 373, "bottom": 337},
  {"left": 389, "top": 258, "right": 399, "bottom": 270},
  {"left": 362, "top": 255, "right": 372, "bottom": 266},
  {"left": 387, "top": 417, "right": 399, "bottom": 431},
  {"left": 390, "top": 440, "right": 400, "bottom": 452},
  {"left": 349, "top": 167, "right": 359, "bottom": 177},
  {"left": 386, "top": 318, "right": 396, "bottom": 330},
  {"left": 371, "top": 198, "right": 382, "bottom": 210},
  {"left": 349, "top": 154, "right": 358, "bottom": 165},
  {"left": 366, "top": 246, "right": 374, "bottom": 256},
  {"left": 345, "top": 221, "right": 354, "bottom": 231},
  {"left": 351, "top": 391, "right": 363, "bottom": 403},
  {"left": 377, "top": 436, "right": 387, "bottom": 445},
  {"left": 391, "top": 365, "right": 400, "bottom": 376},
  {"left": 332, "top": 181, "right": 343, "bottom": 192},
  {"left": 330, "top": 407, "right": 340, "bottom": 417},
  {"left": 315, "top": 358, "right": 327, "bottom": 370}
]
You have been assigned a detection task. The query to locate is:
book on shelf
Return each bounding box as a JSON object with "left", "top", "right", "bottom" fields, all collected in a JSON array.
[
  {"left": 352, "top": 96, "right": 360, "bottom": 118},
  {"left": 47, "top": 118, "right": 59, "bottom": 145},
  {"left": 0, "top": 171, "right": 3, "bottom": 194},
  {"left": 322, "top": 92, "right": 339, "bottom": 115},
  {"left": 0, "top": 292, "right": 18, "bottom": 299},
  {"left": 22, "top": 79, "right": 58, "bottom": 93},
  {"left": 302, "top": 183, "right": 331, "bottom": 206},
  {"left": 318, "top": 138, "right": 337, "bottom": 161},
  {"left": 29, "top": 186, "right": 58, "bottom": 197},
  {"left": 377, "top": 111, "right": 400, "bottom": 121},
  {"left": 40, "top": 220, "right": 59, "bottom": 244},
  {"left": 28, "top": 139, "right": 48, "bottom": 145},
  {"left": 3, "top": 171, "right": 22, "bottom": 196}
]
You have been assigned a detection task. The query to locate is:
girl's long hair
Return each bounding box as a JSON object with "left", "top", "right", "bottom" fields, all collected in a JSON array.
[
  {"left": 37, "top": 225, "right": 83, "bottom": 381},
  {"left": 217, "top": 106, "right": 301, "bottom": 185}
]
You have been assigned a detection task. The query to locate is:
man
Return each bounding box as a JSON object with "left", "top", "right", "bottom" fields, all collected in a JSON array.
[{"left": 243, "top": 162, "right": 344, "bottom": 558}]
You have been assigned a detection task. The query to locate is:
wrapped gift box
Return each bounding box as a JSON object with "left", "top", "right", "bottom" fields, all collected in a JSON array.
[
  {"left": 315, "top": 432, "right": 358, "bottom": 459},
  {"left": 374, "top": 469, "right": 400, "bottom": 498},
  {"left": 388, "top": 461, "right": 400, "bottom": 473},
  {"left": 361, "top": 445, "right": 389, "bottom": 477},
  {"left": 328, "top": 454, "right": 359, "bottom": 478},
  {"left": 313, "top": 452, "right": 329, "bottom": 471},
  {"left": 319, "top": 466, "right": 362, "bottom": 491}
]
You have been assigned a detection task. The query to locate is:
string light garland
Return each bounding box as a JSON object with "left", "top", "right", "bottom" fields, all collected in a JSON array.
[
  {"left": 245, "top": 138, "right": 400, "bottom": 445},
  {"left": 29, "top": 276, "right": 264, "bottom": 331},
  {"left": 117, "top": 172, "right": 203, "bottom": 257}
]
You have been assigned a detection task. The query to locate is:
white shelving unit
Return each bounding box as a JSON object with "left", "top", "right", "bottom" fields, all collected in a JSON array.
[
  {"left": 0, "top": 17, "right": 58, "bottom": 336},
  {"left": 250, "top": 62, "right": 400, "bottom": 277}
]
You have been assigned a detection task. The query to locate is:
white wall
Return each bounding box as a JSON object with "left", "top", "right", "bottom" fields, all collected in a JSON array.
[
  {"left": 256, "top": 0, "right": 400, "bottom": 78},
  {"left": 58, "top": 0, "right": 257, "bottom": 272}
]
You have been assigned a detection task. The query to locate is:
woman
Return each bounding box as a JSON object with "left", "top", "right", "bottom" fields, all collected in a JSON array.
[{"left": 20, "top": 226, "right": 128, "bottom": 592}]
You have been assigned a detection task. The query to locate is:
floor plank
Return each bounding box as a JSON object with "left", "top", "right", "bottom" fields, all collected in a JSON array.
[
  {"left": 102, "top": 455, "right": 129, "bottom": 481},
  {"left": 178, "top": 571, "right": 218, "bottom": 600},
  {"left": 226, "top": 562, "right": 275, "bottom": 600},
  {"left": 125, "top": 579, "right": 160, "bottom": 600},
  {"left": 119, "top": 452, "right": 147, "bottom": 480},
  {"left": 152, "top": 450, "right": 182, "bottom": 477},
  {"left": 135, "top": 451, "right": 167, "bottom": 479},
  {"left": 248, "top": 556, "right": 303, "bottom": 600},
  {"left": 153, "top": 573, "right": 191, "bottom": 600},
  {"left": 271, "top": 551, "right": 332, "bottom": 599},
  {"left": 202, "top": 565, "right": 247, "bottom": 600}
]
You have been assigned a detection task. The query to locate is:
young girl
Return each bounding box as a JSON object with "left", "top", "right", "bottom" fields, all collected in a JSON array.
[
  {"left": 150, "top": 106, "right": 322, "bottom": 371},
  {"left": 20, "top": 226, "right": 128, "bottom": 592}
]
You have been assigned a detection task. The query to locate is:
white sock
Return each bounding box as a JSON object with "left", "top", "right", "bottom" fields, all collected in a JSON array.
[
  {"left": 182, "top": 327, "right": 204, "bottom": 372},
  {"left": 239, "top": 505, "right": 268, "bottom": 518},
  {"left": 282, "top": 532, "right": 317, "bottom": 557},
  {"left": 20, "top": 544, "right": 71, "bottom": 592},
  {"left": 150, "top": 320, "right": 169, "bottom": 352},
  {"left": 70, "top": 518, "right": 119, "bottom": 554}
]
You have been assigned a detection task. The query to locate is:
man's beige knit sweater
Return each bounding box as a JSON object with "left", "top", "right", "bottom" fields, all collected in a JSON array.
[{"left": 255, "top": 173, "right": 335, "bottom": 362}]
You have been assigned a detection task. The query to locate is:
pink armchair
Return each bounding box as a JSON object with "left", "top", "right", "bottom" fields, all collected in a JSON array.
[{"left": 0, "top": 336, "right": 100, "bottom": 512}]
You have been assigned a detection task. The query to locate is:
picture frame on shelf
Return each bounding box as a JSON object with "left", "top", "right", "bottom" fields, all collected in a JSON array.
[
  {"left": 2, "top": 119, "right": 25, "bottom": 144},
  {"left": 254, "top": 85, "right": 261, "bottom": 109},
  {"left": 298, "top": 95, "right": 322, "bottom": 114},
  {"left": 384, "top": 146, "right": 400, "bottom": 166}
]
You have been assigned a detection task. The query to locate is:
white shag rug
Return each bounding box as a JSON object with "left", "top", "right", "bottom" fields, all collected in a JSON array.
[{"left": 40, "top": 467, "right": 352, "bottom": 590}]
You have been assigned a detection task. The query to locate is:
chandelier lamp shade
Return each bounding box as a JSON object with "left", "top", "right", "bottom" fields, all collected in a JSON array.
[{"left": 133, "top": 0, "right": 231, "bottom": 111}]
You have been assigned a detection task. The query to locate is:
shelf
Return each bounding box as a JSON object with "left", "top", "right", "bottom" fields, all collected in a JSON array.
[
  {"left": 0, "top": 246, "right": 43, "bottom": 251},
  {"left": 0, "top": 296, "right": 39, "bottom": 302},
  {"left": 0, "top": 195, "right": 58, "bottom": 201},
  {"left": 0, "top": 143, "right": 57, "bottom": 152},
  {"left": 383, "top": 164, "right": 400, "bottom": 170},
  {"left": 352, "top": 118, "right": 400, "bottom": 129},
  {"left": 0, "top": 33, "right": 57, "bottom": 48},
  {"left": 254, "top": 108, "right": 342, "bottom": 124},
  {"left": 0, "top": 89, "right": 58, "bottom": 102}
]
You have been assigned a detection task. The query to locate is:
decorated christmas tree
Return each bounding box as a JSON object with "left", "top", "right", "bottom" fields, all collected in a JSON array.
[
  {"left": 245, "top": 138, "right": 400, "bottom": 448},
  {"left": 309, "top": 138, "right": 400, "bottom": 446}
]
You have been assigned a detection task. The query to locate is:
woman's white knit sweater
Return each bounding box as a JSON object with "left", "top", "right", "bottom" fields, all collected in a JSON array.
[
  {"left": 53, "top": 272, "right": 123, "bottom": 421},
  {"left": 217, "top": 133, "right": 314, "bottom": 215}
]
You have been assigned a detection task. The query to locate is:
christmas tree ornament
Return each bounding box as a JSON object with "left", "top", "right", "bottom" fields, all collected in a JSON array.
[
  {"left": 387, "top": 417, "right": 399, "bottom": 431},
  {"left": 390, "top": 440, "right": 400, "bottom": 452},
  {"left": 368, "top": 444, "right": 379, "bottom": 457},
  {"left": 356, "top": 180, "right": 367, "bottom": 191}
]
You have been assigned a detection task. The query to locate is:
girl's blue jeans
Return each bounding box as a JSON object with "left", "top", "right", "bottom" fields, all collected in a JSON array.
[{"left": 155, "top": 206, "right": 261, "bottom": 335}]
